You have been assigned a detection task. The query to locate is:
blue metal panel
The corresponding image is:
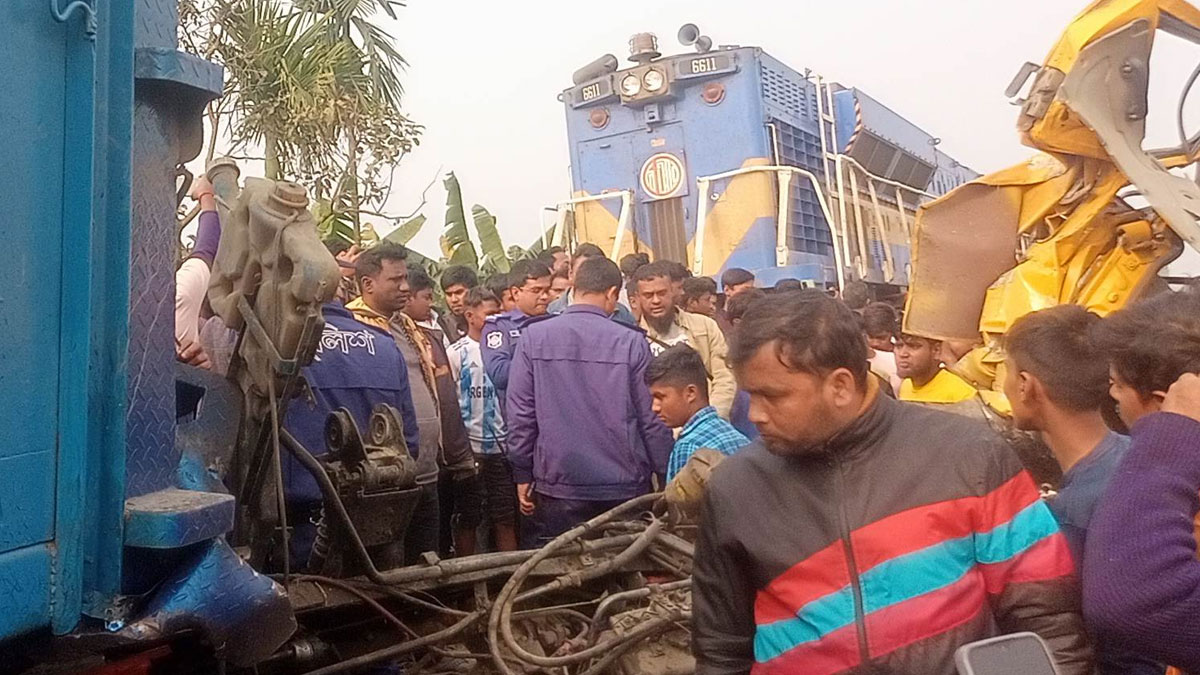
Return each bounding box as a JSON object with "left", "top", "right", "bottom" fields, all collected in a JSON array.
[
  {"left": 753, "top": 263, "right": 831, "bottom": 287},
  {"left": 931, "top": 148, "right": 980, "bottom": 195},
  {"left": 0, "top": 545, "right": 53, "bottom": 637},
  {"left": 125, "top": 0, "right": 222, "bottom": 499},
  {"left": 0, "top": 454, "right": 57, "bottom": 552},
  {"left": 124, "top": 488, "right": 235, "bottom": 549},
  {"left": 76, "top": 0, "right": 135, "bottom": 628},
  {"left": 119, "top": 539, "right": 296, "bottom": 667},
  {"left": 757, "top": 52, "right": 821, "bottom": 129},
  {"left": 0, "top": 0, "right": 71, "bottom": 559},
  {"left": 0, "top": 0, "right": 106, "bottom": 638},
  {"left": 836, "top": 88, "right": 938, "bottom": 164},
  {"left": 722, "top": 216, "right": 783, "bottom": 277}
]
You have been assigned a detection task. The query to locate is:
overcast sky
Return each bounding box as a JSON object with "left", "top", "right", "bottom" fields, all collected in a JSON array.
[{"left": 330, "top": 1, "right": 1199, "bottom": 266}]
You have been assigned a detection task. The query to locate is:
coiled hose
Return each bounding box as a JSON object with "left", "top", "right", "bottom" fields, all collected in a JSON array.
[{"left": 486, "top": 494, "right": 690, "bottom": 674}]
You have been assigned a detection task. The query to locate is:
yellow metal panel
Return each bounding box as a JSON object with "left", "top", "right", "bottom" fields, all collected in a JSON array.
[
  {"left": 686, "top": 158, "right": 776, "bottom": 277},
  {"left": 571, "top": 191, "right": 645, "bottom": 259}
]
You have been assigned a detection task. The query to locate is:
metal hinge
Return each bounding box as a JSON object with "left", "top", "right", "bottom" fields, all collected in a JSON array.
[{"left": 50, "top": 0, "right": 97, "bottom": 40}]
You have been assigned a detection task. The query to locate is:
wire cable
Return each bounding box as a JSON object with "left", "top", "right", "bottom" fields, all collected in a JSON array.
[{"left": 486, "top": 495, "right": 674, "bottom": 672}]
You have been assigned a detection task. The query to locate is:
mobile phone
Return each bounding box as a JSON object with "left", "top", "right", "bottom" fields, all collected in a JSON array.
[{"left": 954, "top": 632, "right": 1059, "bottom": 675}]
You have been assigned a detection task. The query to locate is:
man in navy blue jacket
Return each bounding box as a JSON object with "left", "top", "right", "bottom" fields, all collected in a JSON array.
[
  {"left": 283, "top": 301, "right": 420, "bottom": 567},
  {"left": 506, "top": 257, "right": 673, "bottom": 546},
  {"left": 482, "top": 259, "right": 552, "bottom": 409}
]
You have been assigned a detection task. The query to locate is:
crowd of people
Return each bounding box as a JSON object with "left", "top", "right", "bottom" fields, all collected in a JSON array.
[{"left": 173, "top": 183, "right": 1200, "bottom": 674}]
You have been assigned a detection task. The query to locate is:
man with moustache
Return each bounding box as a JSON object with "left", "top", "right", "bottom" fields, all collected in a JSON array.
[{"left": 691, "top": 291, "right": 1092, "bottom": 675}]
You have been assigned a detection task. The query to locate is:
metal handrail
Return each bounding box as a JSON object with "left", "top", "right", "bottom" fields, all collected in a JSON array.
[
  {"left": 549, "top": 190, "right": 634, "bottom": 259},
  {"left": 694, "top": 165, "right": 846, "bottom": 292},
  {"left": 833, "top": 153, "right": 935, "bottom": 284}
]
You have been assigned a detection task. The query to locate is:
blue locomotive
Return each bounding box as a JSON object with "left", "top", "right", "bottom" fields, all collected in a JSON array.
[{"left": 557, "top": 25, "right": 978, "bottom": 290}]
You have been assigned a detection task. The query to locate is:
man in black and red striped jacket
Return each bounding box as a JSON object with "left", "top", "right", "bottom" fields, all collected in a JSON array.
[{"left": 692, "top": 290, "right": 1093, "bottom": 675}]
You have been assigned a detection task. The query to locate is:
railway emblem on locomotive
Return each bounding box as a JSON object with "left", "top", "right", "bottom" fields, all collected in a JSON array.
[{"left": 639, "top": 152, "right": 686, "bottom": 200}]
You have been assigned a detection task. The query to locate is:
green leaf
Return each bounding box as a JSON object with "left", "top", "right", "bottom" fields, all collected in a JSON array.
[
  {"left": 471, "top": 204, "right": 509, "bottom": 273},
  {"left": 440, "top": 172, "right": 478, "bottom": 267},
  {"left": 383, "top": 213, "right": 426, "bottom": 245}
]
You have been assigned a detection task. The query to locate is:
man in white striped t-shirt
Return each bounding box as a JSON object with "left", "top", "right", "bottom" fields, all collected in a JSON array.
[{"left": 448, "top": 287, "right": 516, "bottom": 551}]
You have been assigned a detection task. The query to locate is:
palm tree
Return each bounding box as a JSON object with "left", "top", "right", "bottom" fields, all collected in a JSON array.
[
  {"left": 187, "top": 0, "right": 421, "bottom": 243},
  {"left": 290, "top": 0, "right": 418, "bottom": 241}
]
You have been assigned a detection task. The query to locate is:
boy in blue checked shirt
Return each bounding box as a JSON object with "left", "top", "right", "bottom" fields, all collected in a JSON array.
[{"left": 646, "top": 345, "right": 750, "bottom": 481}]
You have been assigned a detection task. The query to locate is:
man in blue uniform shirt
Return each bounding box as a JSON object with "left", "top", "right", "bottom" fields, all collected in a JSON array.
[
  {"left": 481, "top": 259, "right": 552, "bottom": 406},
  {"left": 506, "top": 257, "right": 674, "bottom": 546},
  {"left": 546, "top": 243, "right": 638, "bottom": 326},
  {"left": 283, "top": 301, "right": 421, "bottom": 569}
]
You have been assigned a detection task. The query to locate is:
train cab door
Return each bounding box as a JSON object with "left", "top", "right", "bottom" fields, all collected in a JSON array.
[{"left": 576, "top": 135, "right": 637, "bottom": 254}]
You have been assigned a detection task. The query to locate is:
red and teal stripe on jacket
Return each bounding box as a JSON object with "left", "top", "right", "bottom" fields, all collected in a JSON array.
[{"left": 750, "top": 471, "right": 1074, "bottom": 674}]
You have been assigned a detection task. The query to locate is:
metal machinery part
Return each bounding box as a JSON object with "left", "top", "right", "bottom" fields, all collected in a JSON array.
[
  {"left": 222, "top": 489, "right": 698, "bottom": 675},
  {"left": 192, "top": 170, "right": 705, "bottom": 671},
  {"left": 206, "top": 161, "right": 341, "bottom": 565},
  {"left": 307, "top": 405, "right": 421, "bottom": 577},
  {"left": 904, "top": 0, "right": 1200, "bottom": 401}
]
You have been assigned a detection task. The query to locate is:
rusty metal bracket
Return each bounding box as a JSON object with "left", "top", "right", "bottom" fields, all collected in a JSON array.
[{"left": 1060, "top": 19, "right": 1200, "bottom": 251}]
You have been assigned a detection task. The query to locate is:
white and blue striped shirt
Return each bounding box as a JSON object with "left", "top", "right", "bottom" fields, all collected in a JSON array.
[{"left": 448, "top": 335, "right": 508, "bottom": 455}]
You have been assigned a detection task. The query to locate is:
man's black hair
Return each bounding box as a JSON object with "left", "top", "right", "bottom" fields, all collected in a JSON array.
[
  {"left": 574, "top": 257, "right": 623, "bottom": 294},
  {"left": 441, "top": 265, "right": 479, "bottom": 292},
  {"left": 465, "top": 286, "right": 500, "bottom": 309},
  {"left": 355, "top": 242, "right": 409, "bottom": 282},
  {"left": 633, "top": 260, "right": 676, "bottom": 284},
  {"left": 485, "top": 272, "right": 510, "bottom": 299},
  {"left": 324, "top": 237, "right": 351, "bottom": 257},
  {"left": 898, "top": 332, "right": 941, "bottom": 348},
  {"left": 731, "top": 290, "right": 869, "bottom": 386},
  {"left": 537, "top": 245, "right": 566, "bottom": 266},
  {"left": 645, "top": 345, "right": 710, "bottom": 397},
  {"left": 574, "top": 242, "right": 605, "bottom": 259},
  {"left": 725, "top": 288, "right": 767, "bottom": 324},
  {"left": 721, "top": 267, "right": 755, "bottom": 290},
  {"left": 682, "top": 276, "right": 718, "bottom": 305},
  {"left": 507, "top": 259, "right": 552, "bottom": 289},
  {"left": 1006, "top": 305, "right": 1108, "bottom": 412},
  {"left": 774, "top": 278, "right": 804, "bottom": 292},
  {"left": 620, "top": 252, "right": 651, "bottom": 278},
  {"left": 861, "top": 302, "right": 898, "bottom": 338},
  {"left": 842, "top": 280, "right": 870, "bottom": 311},
  {"left": 667, "top": 261, "right": 691, "bottom": 282},
  {"left": 409, "top": 267, "right": 435, "bottom": 295},
  {"left": 1094, "top": 289, "right": 1200, "bottom": 398}
]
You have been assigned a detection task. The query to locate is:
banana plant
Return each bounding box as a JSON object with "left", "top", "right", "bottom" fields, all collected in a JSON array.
[
  {"left": 472, "top": 205, "right": 509, "bottom": 273},
  {"left": 382, "top": 213, "right": 427, "bottom": 245},
  {"left": 439, "top": 172, "right": 478, "bottom": 268}
]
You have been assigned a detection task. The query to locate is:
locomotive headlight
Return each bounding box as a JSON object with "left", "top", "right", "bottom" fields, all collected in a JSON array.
[
  {"left": 643, "top": 69, "right": 666, "bottom": 92},
  {"left": 620, "top": 73, "right": 642, "bottom": 96}
]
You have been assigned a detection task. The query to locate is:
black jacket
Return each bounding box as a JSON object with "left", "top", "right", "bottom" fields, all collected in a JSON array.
[{"left": 692, "top": 390, "right": 1093, "bottom": 675}]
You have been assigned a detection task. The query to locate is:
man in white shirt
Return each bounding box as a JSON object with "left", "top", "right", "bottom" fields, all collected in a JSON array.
[
  {"left": 862, "top": 301, "right": 901, "bottom": 394},
  {"left": 447, "top": 288, "right": 516, "bottom": 551}
]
